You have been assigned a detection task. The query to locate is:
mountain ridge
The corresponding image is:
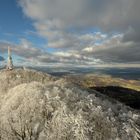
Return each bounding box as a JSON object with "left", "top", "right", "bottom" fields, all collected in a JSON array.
[{"left": 0, "top": 69, "right": 139, "bottom": 140}]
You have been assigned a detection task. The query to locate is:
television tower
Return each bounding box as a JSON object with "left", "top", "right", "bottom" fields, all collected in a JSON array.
[{"left": 6, "top": 46, "right": 13, "bottom": 70}]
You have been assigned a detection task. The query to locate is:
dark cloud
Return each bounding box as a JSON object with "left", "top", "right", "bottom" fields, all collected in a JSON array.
[
  {"left": 19, "top": 0, "right": 140, "bottom": 31},
  {"left": 90, "top": 43, "right": 140, "bottom": 63},
  {"left": 123, "top": 27, "right": 140, "bottom": 43}
]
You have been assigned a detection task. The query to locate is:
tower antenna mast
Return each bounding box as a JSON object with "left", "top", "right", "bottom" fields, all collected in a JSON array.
[{"left": 6, "top": 46, "right": 14, "bottom": 70}]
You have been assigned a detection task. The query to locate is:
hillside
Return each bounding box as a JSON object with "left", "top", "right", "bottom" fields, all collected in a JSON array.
[
  {"left": 63, "top": 74, "right": 140, "bottom": 91},
  {"left": 0, "top": 69, "right": 140, "bottom": 140},
  {"left": 91, "top": 86, "right": 140, "bottom": 109},
  {"left": 64, "top": 74, "right": 140, "bottom": 110}
]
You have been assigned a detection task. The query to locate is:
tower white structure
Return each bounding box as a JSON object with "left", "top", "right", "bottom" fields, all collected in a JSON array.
[{"left": 6, "top": 46, "right": 13, "bottom": 70}]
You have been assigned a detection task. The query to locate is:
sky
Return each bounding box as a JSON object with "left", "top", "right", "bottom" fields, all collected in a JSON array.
[{"left": 0, "top": 0, "right": 140, "bottom": 67}]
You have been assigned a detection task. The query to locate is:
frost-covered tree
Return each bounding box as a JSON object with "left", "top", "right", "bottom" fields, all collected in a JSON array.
[{"left": 0, "top": 70, "right": 139, "bottom": 140}]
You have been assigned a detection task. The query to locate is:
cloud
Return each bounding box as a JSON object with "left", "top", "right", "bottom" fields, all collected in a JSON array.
[
  {"left": 123, "top": 27, "right": 140, "bottom": 43},
  {"left": 0, "top": 40, "right": 46, "bottom": 65},
  {"left": 0, "top": 39, "right": 101, "bottom": 66},
  {"left": 0, "top": 39, "right": 42, "bottom": 58},
  {"left": 15, "top": 0, "right": 140, "bottom": 66},
  {"left": 82, "top": 34, "right": 140, "bottom": 63},
  {"left": 19, "top": 0, "right": 140, "bottom": 31},
  {"left": 0, "top": 56, "right": 4, "bottom": 61},
  {"left": 92, "top": 42, "right": 140, "bottom": 63}
]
